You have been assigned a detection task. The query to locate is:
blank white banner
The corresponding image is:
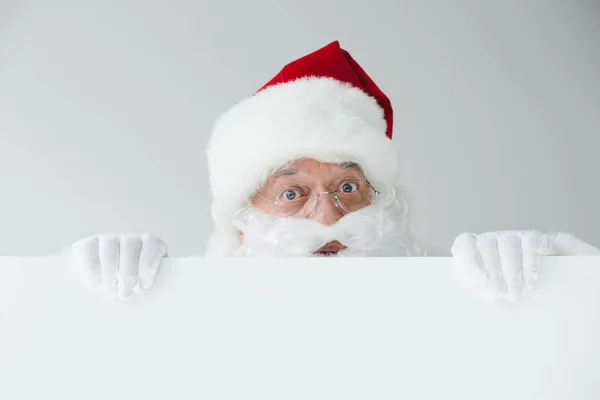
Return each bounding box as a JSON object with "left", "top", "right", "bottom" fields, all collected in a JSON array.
[{"left": 1, "top": 256, "right": 599, "bottom": 400}]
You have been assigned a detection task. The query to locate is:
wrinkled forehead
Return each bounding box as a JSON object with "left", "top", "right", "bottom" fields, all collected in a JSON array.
[
  {"left": 274, "top": 158, "right": 364, "bottom": 178},
  {"left": 260, "top": 158, "right": 366, "bottom": 190}
]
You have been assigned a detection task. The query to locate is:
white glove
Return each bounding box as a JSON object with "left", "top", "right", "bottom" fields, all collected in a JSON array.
[
  {"left": 451, "top": 230, "right": 599, "bottom": 302},
  {"left": 71, "top": 233, "right": 168, "bottom": 300}
]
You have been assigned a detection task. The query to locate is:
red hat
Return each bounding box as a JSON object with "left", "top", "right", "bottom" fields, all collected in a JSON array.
[
  {"left": 206, "top": 41, "right": 399, "bottom": 256},
  {"left": 258, "top": 41, "right": 394, "bottom": 139}
]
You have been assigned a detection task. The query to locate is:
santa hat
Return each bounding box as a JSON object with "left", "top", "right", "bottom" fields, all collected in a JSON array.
[{"left": 205, "top": 41, "right": 399, "bottom": 256}]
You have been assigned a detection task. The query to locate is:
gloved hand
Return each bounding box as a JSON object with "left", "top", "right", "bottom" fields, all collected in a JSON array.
[
  {"left": 71, "top": 233, "right": 168, "bottom": 300},
  {"left": 451, "top": 231, "right": 599, "bottom": 301}
]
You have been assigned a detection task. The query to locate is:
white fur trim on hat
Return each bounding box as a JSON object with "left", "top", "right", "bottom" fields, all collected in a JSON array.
[{"left": 205, "top": 77, "right": 399, "bottom": 256}]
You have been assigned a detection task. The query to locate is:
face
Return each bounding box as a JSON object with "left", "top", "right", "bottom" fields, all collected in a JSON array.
[
  {"left": 233, "top": 158, "right": 416, "bottom": 257},
  {"left": 252, "top": 158, "right": 369, "bottom": 224}
]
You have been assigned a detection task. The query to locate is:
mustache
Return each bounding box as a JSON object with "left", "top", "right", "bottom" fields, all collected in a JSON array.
[{"left": 232, "top": 203, "right": 413, "bottom": 257}]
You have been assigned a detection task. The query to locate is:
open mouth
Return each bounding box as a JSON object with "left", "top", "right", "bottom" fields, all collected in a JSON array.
[{"left": 314, "top": 241, "right": 346, "bottom": 256}]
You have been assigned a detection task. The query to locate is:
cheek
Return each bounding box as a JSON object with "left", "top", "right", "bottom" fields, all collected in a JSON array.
[
  {"left": 251, "top": 195, "right": 270, "bottom": 210},
  {"left": 250, "top": 195, "right": 261, "bottom": 208},
  {"left": 251, "top": 195, "right": 281, "bottom": 216}
]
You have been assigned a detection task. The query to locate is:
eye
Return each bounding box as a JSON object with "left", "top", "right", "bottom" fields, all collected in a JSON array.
[
  {"left": 339, "top": 181, "right": 359, "bottom": 193},
  {"left": 282, "top": 189, "right": 302, "bottom": 201}
]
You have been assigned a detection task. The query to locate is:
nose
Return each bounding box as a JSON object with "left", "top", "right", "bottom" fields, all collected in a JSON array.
[{"left": 309, "top": 194, "right": 344, "bottom": 226}]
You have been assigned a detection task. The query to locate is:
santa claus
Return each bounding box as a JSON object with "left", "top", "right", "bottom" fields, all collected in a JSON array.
[{"left": 72, "top": 41, "right": 599, "bottom": 301}]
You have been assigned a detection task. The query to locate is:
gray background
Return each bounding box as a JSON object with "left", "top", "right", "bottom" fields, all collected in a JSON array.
[{"left": 1, "top": 0, "right": 599, "bottom": 256}]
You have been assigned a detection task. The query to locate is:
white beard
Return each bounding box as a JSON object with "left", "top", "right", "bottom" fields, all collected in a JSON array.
[{"left": 231, "top": 194, "right": 420, "bottom": 257}]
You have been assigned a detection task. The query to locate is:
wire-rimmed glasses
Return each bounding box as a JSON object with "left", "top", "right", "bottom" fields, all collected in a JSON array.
[{"left": 256, "top": 179, "right": 379, "bottom": 217}]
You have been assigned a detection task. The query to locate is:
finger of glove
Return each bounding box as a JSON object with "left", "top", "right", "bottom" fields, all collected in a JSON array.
[
  {"left": 520, "top": 231, "right": 549, "bottom": 292},
  {"left": 451, "top": 233, "right": 504, "bottom": 301},
  {"left": 71, "top": 236, "right": 102, "bottom": 290},
  {"left": 117, "top": 235, "right": 142, "bottom": 301},
  {"left": 137, "top": 234, "right": 168, "bottom": 290},
  {"left": 98, "top": 235, "right": 120, "bottom": 299},
  {"left": 475, "top": 232, "right": 508, "bottom": 297},
  {"left": 496, "top": 233, "right": 527, "bottom": 301},
  {"left": 548, "top": 232, "right": 600, "bottom": 256}
]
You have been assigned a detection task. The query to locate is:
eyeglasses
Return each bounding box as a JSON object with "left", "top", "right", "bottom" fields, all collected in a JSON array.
[{"left": 256, "top": 179, "right": 380, "bottom": 217}]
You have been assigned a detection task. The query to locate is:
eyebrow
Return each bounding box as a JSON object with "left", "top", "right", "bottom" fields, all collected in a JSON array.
[
  {"left": 273, "top": 168, "right": 297, "bottom": 176},
  {"left": 339, "top": 161, "right": 359, "bottom": 169}
]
